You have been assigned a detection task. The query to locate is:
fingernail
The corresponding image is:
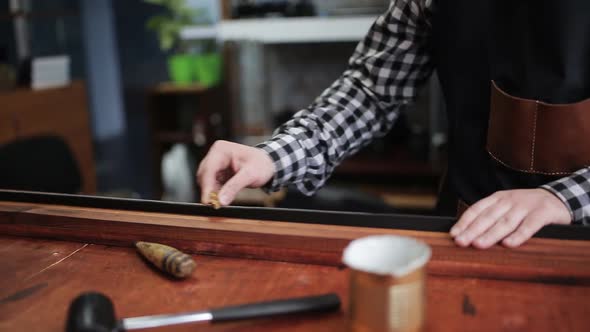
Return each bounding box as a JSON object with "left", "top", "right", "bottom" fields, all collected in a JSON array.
[
  {"left": 219, "top": 194, "right": 230, "bottom": 206},
  {"left": 450, "top": 227, "right": 459, "bottom": 237},
  {"left": 474, "top": 238, "right": 487, "bottom": 247},
  {"left": 455, "top": 235, "right": 466, "bottom": 245}
]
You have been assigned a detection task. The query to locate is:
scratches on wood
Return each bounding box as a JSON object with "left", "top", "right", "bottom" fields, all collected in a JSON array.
[{"left": 25, "top": 244, "right": 89, "bottom": 281}]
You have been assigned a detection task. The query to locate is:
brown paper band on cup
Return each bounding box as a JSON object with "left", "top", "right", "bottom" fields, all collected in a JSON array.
[{"left": 343, "top": 235, "right": 431, "bottom": 332}]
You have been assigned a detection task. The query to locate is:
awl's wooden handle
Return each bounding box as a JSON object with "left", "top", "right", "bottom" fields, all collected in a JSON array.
[{"left": 135, "top": 241, "right": 196, "bottom": 278}]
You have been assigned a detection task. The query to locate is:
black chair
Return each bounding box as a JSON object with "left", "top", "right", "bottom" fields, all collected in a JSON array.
[{"left": 0, "top": 136, "right": 82, "bottom": 194}]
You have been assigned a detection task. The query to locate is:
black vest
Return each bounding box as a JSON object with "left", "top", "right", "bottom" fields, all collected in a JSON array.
[{"left": 432, "top": 0, "right": 590, "bottom": 212}]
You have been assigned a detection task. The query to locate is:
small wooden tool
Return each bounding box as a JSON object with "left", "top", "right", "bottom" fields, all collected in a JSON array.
[
  {"left": 135, "top": 242, "right": 196, "bottom": 278},
  {"left": 208, "top": 192, "right": 221, "bottom": 209}
]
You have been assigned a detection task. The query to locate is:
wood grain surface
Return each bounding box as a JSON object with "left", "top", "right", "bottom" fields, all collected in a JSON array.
[
  {"left": 1, "top": 236, "right": 590, "bottom": 332},
  {"left": 2, "top": 201, "right": 590, "bottom": 285}
]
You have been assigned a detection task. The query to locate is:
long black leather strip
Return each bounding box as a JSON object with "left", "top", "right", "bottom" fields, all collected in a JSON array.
[{"left": 0, "top": 189, "right": 588, "bottom": 240}]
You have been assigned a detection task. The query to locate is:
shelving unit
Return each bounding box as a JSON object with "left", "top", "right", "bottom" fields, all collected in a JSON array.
[
  {"left": 152, "top": 82, "right": 211, "bottom": 94},
  {"left": 181, "top": 15, "right": 376, "bottom": 43},
  {"left": 147, "top": 83, "right": 229, "bottom": 198}
]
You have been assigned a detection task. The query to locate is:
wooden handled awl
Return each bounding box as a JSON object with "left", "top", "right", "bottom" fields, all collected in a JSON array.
[{"left": 135, "top": 242, "right": 196, "bottom": 278}]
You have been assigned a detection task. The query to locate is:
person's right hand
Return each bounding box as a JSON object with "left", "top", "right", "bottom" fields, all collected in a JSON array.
[{"left": 196, "top": 140, "right": 276, "bottom": 207}]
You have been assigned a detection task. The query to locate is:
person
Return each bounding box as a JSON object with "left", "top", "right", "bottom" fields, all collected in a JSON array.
[{"left": 197, "top": 0, "right": 590, "bottom": 249}]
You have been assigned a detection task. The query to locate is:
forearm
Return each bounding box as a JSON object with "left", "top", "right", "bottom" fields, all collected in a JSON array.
[
  {"left": 257, "top": 0, "right": 434, "bottom": 195},
  {"left": 258, "top": 76, "right": 403, "bottom": 194}
]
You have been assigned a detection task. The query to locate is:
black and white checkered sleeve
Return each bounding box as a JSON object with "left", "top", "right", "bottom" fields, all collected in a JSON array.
[
  {"left": 542, "top": 168, "right": 590, "bottom": 225},
  {"left": 256, "top": 0, "right": 435, "bottom": 195}
]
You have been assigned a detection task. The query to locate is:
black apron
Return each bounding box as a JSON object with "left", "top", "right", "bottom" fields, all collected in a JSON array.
[{"left": 432, "top": 0, "right": 590, "bottom": 215}]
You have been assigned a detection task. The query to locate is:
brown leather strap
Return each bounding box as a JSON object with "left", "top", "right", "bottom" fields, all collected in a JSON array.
[
  {"left": 457, "top": 200, "right": 469, "bottom": 219},
  {"left": 487, "top": 80, "right": 590, "bottom": 175}
]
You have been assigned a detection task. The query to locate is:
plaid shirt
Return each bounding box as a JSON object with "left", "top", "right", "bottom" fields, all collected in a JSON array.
[{"left": 256, "top": 0, "right": 590, "bottom": 225}]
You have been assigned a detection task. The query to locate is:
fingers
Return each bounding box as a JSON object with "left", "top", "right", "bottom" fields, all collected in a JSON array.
[
  {"left": 454, "top": 201, "right": 512, "bottom": 247},
  {"left": 218, "top": 168, "right": 255, "bottom": 205},
  {"left": 471, "top": 208, "right": 527, "bottom": 249},
  {"left": 449, "top": 189, "right": 572, "bottom": 249},
  {"left": 196, "top": 140, "right": 278, "bottom": 207},
  {"left": 502, "top": 211, "right": 546, "bottom": 248},
  {"left": 450, "top": 195, "right": 499, "bottom": 237},
  {"left": 197, "top": 152, "right": 230, "bottom": 204}
]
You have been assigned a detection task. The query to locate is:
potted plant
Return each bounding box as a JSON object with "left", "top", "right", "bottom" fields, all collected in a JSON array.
[{"left": 145, "top": 0, "right": 221, "bottom": 86}]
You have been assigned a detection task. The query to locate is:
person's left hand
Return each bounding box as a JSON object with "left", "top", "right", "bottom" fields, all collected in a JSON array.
[{"left": 450, "top": 189, "right": 572, "bottom": 249}]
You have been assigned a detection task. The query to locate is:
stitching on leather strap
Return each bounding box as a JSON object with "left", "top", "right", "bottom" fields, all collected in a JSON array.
[
  {"left": 530, "top": 101, "right": 538, "bottom": 171},
  {"left": 486, "top": 149, "right": 585, "bottom": 175}
]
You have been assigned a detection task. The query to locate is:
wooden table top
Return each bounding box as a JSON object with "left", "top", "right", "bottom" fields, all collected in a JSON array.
[{"left": 1, "top": 195, "right": 590, "bottom": 331}]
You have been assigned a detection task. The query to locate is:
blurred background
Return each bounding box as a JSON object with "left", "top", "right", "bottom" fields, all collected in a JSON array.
[{"left": 0, "top": 0, "right": 447, "bottom": 215}]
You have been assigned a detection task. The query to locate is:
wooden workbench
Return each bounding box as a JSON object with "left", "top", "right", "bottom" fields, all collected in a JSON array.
[{"left": 1, "top": 190, "right": 590, "bottom": 331}]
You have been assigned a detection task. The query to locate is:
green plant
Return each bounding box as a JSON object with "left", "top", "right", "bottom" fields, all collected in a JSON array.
[{"left": 144, "top": 0, "right": 202, "bottom": 52}]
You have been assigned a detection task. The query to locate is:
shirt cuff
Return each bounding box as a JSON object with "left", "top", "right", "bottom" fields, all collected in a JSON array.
[
  {"left": 255, "top": 133, "right": 308, "bottom": 192},
  {"left": 541, "top": 167, "right": 590, "bottom": 225}
]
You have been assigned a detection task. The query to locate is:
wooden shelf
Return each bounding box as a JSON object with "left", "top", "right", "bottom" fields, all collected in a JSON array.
[
  {"left": 181, "top": 16, "right": 376, "bottom": 44},
  {"left": 0, "top": 82, "right": 71, "bottom": 96},
  {"left": 358, "top": 184, "right": 438, "bottom": 211}
]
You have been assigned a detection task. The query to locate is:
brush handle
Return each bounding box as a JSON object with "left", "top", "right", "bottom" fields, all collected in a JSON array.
[{"left": 210, "top": 293, "right": 341, "bottom": 322}]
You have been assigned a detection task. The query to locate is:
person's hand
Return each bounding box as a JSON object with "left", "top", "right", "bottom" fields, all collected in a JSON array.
[
  {"left": 450, "top": 189, "right": 572, "bottom": 249},
  {"left": 196, "top": 140, "right": 276, "bottom": 206}
]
